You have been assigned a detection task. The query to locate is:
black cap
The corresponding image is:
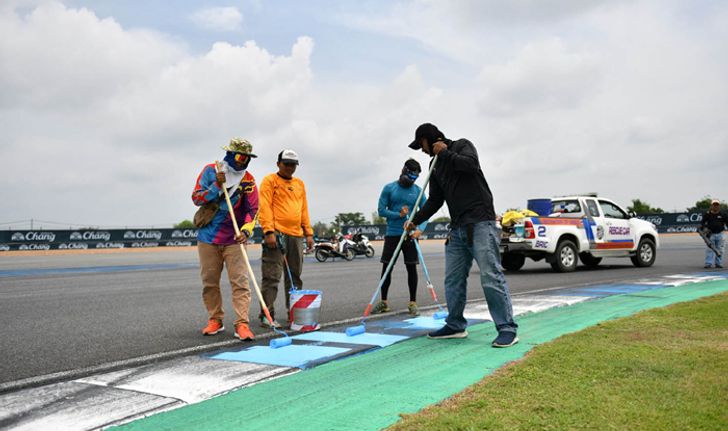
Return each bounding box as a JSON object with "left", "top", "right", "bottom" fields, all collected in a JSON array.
[
  {"left": 409, "top": 123, "right": 444, "bottom": 149},
  {"left": 404, "top": 158, "right": 421, "bottom": 173}
]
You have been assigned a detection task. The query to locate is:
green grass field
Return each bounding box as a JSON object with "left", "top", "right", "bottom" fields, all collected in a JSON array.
[{"left": 390, "top": 292, "right": 728, "bottom": 431}]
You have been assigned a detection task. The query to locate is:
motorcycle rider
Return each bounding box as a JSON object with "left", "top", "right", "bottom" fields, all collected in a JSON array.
[{"left": 372, "top": 159, "right": 428, "bottom": 316}]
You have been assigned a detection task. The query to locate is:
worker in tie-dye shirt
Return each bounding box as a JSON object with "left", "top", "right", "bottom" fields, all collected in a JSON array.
[{"left": 192, "top": 138, "right": 259, "bottom": 342}]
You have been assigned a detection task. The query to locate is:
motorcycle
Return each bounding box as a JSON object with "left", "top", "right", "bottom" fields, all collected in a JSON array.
[
  {"left": 314, "top": 235, "right": 355, "bottom": 262},
  {"left": 350, "top": 231, "right": 375, "bottom": 258}
]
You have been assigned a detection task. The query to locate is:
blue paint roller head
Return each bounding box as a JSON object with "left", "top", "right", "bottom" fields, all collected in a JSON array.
[
  {"left": 433, "top": 311, "right": 448, "bottom": 320},
  {"left": 269, "top": 337, "right": 293, "bottom": 349},
  {"left": 345, "top": 324, "right": 366, "bottom": 336}
]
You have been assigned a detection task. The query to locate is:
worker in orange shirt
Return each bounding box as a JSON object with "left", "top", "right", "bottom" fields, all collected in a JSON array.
[{"left": 257, "top": 149, "right": 315, "bottom": 328}]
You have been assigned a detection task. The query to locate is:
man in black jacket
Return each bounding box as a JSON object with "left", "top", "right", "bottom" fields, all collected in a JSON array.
[
  {"left": 405, "top": 123, "right": 518, "bottom": 347},
  {"left": 700, "top": 199, "right": 727, "bottom": 268}
]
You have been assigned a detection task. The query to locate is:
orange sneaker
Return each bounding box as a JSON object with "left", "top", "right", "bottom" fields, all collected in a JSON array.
[
  {"left": 202, "top": 319, "right": 224, "bottom": 335},
  {"left": 234, "top": 324, "right": 255, "bottom": 341}
]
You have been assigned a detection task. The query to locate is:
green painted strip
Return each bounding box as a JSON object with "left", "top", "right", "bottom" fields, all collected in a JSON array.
[{"left": 116, "top": 280, "right": 728, "bottom": 431}]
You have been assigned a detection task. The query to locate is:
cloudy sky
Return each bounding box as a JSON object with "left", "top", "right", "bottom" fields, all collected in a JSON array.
[{"left": 1, "top": 0, "right": 727, "bottom": 229}]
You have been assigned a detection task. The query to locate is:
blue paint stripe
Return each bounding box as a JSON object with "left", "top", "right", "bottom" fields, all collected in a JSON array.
[
  {"left": 0, "top": 263, "right": 199, "bottom": 278},
  {"left": 583, "top": 218, "right": 595, "bottom": 242},
  {"left": 292, "top": 331, "right": 408, "bottom": 347},
  {"left": 210, "top": 345, "right": 350, "bottom": 368}
]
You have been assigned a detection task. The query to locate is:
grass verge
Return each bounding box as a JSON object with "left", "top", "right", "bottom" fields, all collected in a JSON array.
[{"left": 390, "top": 292, "right": 728, "bottom": 430}]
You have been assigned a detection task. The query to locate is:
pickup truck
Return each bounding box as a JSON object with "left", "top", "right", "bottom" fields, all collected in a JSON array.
[{"left": 499, "top": 196, "right": 659, "bottom": 272}]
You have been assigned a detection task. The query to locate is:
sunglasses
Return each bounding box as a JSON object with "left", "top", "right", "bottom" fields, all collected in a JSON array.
[{"left": 233, "top": 153, "right": 249, "bottom": 163}]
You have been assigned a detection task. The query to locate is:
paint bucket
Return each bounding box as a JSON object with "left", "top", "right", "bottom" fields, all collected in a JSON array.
[
  {"left": 289, "top": 289, "right": 322, "bottom": 332},
  {"left": 527, "top": 198, "right": 552, "bottom": 216}
]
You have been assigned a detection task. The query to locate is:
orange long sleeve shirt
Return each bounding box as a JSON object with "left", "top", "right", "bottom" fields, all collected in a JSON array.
[{"left": 258, "top": 173, "right": 313, "bottom": 237}]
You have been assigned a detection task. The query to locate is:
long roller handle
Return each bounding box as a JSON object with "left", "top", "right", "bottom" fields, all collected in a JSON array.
[
  {"left": 362, "top": 154, "right": 439, "bottom": 316},
  {"left": 215, "top": 162, "right": 276, "bottom": 326}
]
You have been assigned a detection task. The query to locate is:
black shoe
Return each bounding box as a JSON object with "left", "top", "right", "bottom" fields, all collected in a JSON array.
[
  {"left": 716, "top": 264, "right": 723, "bottom": 268},
  {"left": 704, "top": 264, "right": 712, "bottom": 269},
  {"left": 492, "top": 331, "right": 519, "bottom": 348},
  {"left": 427, "top": 326, "right": 468, "bottom": 339}
]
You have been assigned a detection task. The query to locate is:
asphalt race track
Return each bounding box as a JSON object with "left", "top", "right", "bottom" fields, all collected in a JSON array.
[{"left": 0, "top": 234, "right": 713, "bottom": 388}]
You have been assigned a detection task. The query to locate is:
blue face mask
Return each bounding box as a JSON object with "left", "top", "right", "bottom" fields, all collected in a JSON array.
[
  {"left": 398, "top": 168, "right": 419, "bottom": 188},
  {"left": 224, "top": 151, "right": 249, "bottom": 172}
]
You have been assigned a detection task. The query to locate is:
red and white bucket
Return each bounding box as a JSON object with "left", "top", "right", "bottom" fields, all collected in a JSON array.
[{"left": 288, "top": 289, "right": 322, "bottom": 332}]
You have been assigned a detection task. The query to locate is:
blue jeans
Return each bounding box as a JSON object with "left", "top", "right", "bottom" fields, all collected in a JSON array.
[
  {"left": 443, "top": 221, "right": 518, "bottom": 333},
  {"left": 705, "top": 232, "right": 724, "bottom": 266}
]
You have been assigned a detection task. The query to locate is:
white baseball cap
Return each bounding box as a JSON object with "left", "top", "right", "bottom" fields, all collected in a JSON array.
[{"left": 278, "top": 149, "right": 299, "bottom": 165}]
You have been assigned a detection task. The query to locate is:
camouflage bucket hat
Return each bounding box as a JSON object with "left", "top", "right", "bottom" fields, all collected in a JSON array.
[{"left": 222, "top": 137, "right": 257, "bottom": 158}]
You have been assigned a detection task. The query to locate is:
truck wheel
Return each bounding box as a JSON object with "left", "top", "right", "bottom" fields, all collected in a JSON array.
[
  {"left": 631, "top": 238, "right": 656, "bottom": 267},
  {"left": 314, "top": 249, "right": 328, "bottom": 262},
  {"left": 579, "top": 253, "right": 602, "bottom": 267},
  {"left": 550, "top": 240, "right": 578, "bottom": 272},
  {"left": 365, "top": 245, "right": 375, "bottom": 258},
  {"left": 501, "top": 253, "right": 525, "bottom": 271}
]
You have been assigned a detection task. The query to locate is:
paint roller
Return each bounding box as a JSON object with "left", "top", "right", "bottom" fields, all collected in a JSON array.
[
  {"left": 413, "top": 238, "right": 448, "bottom": 320},
  {"left": 346, "top": 154, "right": 440, "bottom": 336},
  {"left": 216, "top": 161, "right": 292, "bottom": 349}
]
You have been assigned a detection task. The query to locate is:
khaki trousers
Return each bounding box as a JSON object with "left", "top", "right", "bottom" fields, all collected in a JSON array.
[
  {"left": 198, "top": 241, "right": 251, "bottom": 326},
  {"left": 260, "top": 235, "right": 304, "bottom": 320}
]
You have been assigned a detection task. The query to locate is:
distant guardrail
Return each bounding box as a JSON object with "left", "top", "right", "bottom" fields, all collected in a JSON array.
[
  {"left": 342, "top": 212, "right": 706, "bottom": 238},
  {"left": 0, "top": 213, "right": 704, "bottom": 252},
  {"left": 0, "top": 228, "right": 265, "bottom": 251}
]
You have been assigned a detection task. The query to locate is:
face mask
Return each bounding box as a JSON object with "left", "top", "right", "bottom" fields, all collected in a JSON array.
[
  {"left": 398, "top": 168, "right": 418, "bottom": 187},
  {"left": 224, "top": 151, "right": 250, "bottom": 172}
]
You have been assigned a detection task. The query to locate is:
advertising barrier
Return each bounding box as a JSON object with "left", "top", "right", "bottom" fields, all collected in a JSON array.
[
  {"left": 0, "top": 212, "right": 706, "bottom": 252},
  {"left": 343, "top": 211, "right": 706, "bottom": 238},
  {"left": 0, "top": 228, "right": 264, "bottom": 251}
]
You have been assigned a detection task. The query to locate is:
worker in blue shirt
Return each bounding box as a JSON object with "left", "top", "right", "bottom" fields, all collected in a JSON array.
[{"left": 373, "top": 159, "right": 428, "bottom": 316}]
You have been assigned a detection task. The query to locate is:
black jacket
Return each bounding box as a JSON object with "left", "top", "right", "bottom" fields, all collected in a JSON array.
[
  {"left": 411, "top": 138, "right": 496, "bottom": 228},
  {"left": 701, "top": 210, "right": 728, "bottom": 234}
]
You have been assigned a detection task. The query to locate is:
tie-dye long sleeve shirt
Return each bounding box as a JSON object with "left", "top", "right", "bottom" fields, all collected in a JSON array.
[{"left": 192, "top": 163, "right": 258, "bottom": 245}]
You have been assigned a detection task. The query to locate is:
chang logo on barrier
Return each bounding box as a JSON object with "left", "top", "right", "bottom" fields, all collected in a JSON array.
[
  {"left": 124, "top": 231, "right": 163, "bottom": 240},
  {"left": 19, "top": 244, "right": 51, "bottom": 250},
  {"left": 346, "top": 226, "right": 380, "bottom": 235},
  {"left": 0, "top": 244, "right": 10, "bottom": 251},
  {"left": 641, "top": 216, "right": 662, "bottom": 226},
  {"left": 171, "top": 229, "right": 197, "bottom": 238},
  {"left": 59, "top": 243, "right": 89, "bottom": 250},
  {"left": 12, "top": 232, "right": 56, "bottom": 242},
  {"left": 71, "top": 231, "right": 112, "bottom": 241},
  {"left": 131, "top": 242, "right": 159, "bottom": 248},
  {"left": 667, "top": 226, "right": 698, "bottom": 233},
  {"left": 165, "top": 240, "right": 193, "bottom": 247},
  {"left": 96, "top": 242, "right": 125, "bottom": 249},
  {"left": 434, "top": 223, "right": 450, "bottom": 231},
  {"left": 676, "top": 214, "right": 690, "bottom": 223}
]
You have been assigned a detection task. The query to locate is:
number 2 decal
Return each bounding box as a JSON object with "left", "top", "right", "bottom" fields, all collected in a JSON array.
[{"left": 537, "top": 226, "right": 547, "bottom": 237}]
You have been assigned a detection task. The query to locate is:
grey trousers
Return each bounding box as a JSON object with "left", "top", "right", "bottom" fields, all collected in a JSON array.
[{"left": 260, "top": 234, "right": 304, "bottom": 320}]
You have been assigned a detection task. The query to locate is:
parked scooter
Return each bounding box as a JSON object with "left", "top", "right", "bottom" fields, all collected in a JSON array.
[
  {"left": 314, "top": 235, "right": 355, "bottom": 262},
  {"left": 350, "top": 231, "right": 375, "bottom": 258}
]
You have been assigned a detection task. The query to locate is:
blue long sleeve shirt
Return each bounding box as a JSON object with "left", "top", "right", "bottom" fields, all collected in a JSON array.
[{"left": 378, "top": 181, "right": 428, "bottom": 236}]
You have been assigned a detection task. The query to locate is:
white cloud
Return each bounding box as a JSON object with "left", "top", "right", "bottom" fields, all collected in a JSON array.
[
  {"left": 477, "top": 38, "right": 600, "bottom": 116},
  {"left": 189, "top": 6, "right": 243, "bottom": 32},
  {"left": 0, "top": 0, "right": 727, "bottom": 229}
]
